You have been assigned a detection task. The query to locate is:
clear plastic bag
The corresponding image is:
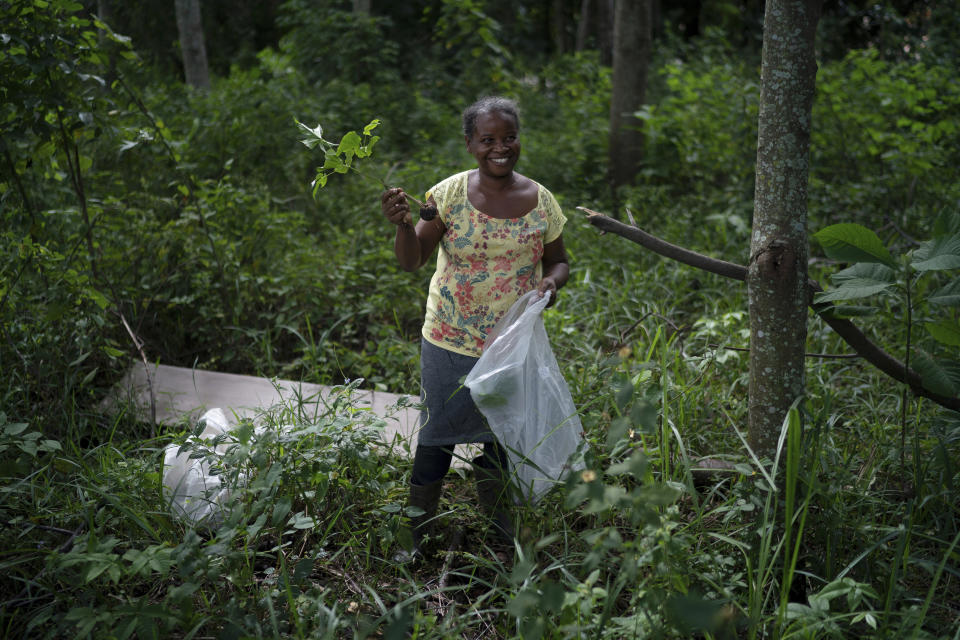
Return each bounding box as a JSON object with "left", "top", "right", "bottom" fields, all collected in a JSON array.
[
  {"left": 465, "top": 290, "right": 586, "bottom": 502},
  {"left": 162, "top": 408, "right": 237, "bottom": 527}
]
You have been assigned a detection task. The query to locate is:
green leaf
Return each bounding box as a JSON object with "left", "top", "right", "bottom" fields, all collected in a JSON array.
[
  {"left": 631, "top": 391, "right": 659, "bottom": 435},
  {"left": 4, "top": 422, "right": 30, "bottom": 436},
  {"left": 911, "top": 349, "right": 957, "bottom": 396},
  {"left": 825, "top": 304, "right": 878, "bottom": 318},
  {"left": 607, "top": 449, "right": 648, "bottom": 478},
  {"left": 287, "top": 512, "right": 317, "bottom": 530},
  {"left": 911, "top": 234, "right": 960, "bottom": 272},
  {"left": 357, "top": 135, "right": 380, "bottom": 159},
  {"left": 933, "top": 209, "right": 960, "bottom": 237},
  {"left": 336, "top": 130, "right": 361, "bottom": 163},
  {"left": 322, "top": 155, "right": 343, "bottom": 170},
  {"left": 271, "top": 497, "right": 292, "bottom": 526},
  {"left": 362, "top": 118, "right": 381, "bottom": 135},
  {"left": 295, "top": 120, "right": 323, "bottom": 140},
  {"left": 540, "top": 580, "right": 566, "bottom": 614},
  {"left": 87, "top": 287, "right": 110, "bottom": 309},
  {"left": 928, "top": 279, "right": 960, "bottom": 306},
  {"left": 605, "top": 416, "right": 630, "bottom": 451},
  {"left": 814, "top": 223, "right": 896, "bottom": 267},
  {"left": 615, "top": 380, "right": 633, "bottom": 411},
  {"left": 814, "top": 263, "right": 896, "bottom": 303},
  {"left": 638, "top": 482, "right": 683, "bottom": 506},
  {"left": 925, "top": 320, "right": 960, "bottom": 347},
  {"left": 296, "top": 120, "right": 327, "bottom": 149}
]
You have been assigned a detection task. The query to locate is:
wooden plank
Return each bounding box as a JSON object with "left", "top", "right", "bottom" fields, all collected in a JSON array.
[{"left": 109, "top": 363, "right": 478, "bottom": 463}]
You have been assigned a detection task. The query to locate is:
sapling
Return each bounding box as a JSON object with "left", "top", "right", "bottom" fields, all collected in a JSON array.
[{"left": 297, "top": 118, "right": 438, "bottom": 221}]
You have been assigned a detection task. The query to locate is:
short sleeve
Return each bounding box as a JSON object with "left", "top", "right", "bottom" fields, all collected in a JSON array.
[
  {"left": 426, "top": 172, "right": 469, "bottom": 226},
  {"left": 540, "top": 187, "right": 566, "bottom": 244}
]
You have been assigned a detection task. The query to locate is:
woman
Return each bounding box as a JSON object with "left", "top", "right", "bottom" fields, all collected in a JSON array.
[{"left": 381, "top": 96, "right": 569, "bottom": 559}]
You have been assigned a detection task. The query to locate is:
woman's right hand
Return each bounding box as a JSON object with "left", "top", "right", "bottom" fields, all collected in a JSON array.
[{"left": 381, "top": 187, "right": 412, "bottom": 226}]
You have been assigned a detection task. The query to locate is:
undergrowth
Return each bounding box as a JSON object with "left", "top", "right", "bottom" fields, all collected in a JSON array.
[{"left": 2, "top": 3, "right": 958, "bottom": 637}]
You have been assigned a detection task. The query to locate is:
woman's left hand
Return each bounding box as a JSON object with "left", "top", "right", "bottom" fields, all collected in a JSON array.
[{"left": 537, "top": 276, "right": 559, "bottom": 307}]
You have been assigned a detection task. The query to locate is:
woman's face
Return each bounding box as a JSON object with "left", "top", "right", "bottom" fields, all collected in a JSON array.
[{"left": 465, "top": 111, "right": 521, "bottom": 179}]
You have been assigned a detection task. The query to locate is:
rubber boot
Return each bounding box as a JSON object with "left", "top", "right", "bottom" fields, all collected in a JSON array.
[
  {"left": 473, "top": 456, "right": 515, "bottom": 544},
  {"left": 394, "top": 478, "right": 443, "bottom": 564}
]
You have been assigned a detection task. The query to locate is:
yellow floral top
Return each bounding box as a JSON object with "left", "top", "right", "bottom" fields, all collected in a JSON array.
[{"left": 422, "top": 170, "right": 566, "bottom": 357}]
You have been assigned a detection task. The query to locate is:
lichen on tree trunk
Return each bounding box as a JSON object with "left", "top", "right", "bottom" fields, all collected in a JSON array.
[
  {"left": 747, "top": 0, "right": 821, "bottom": 458},
  {"left": 174, "top": 0, "right": 210, "bottom": 92}
]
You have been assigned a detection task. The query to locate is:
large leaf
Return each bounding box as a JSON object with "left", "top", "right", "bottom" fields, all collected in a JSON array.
[
  {"left": 911, "top": 348, "right": 958, "bottom": 397},
  {"left": 933, "top": 208, "right": 960, "bottom": 237},
  {"left": 813, "top": 223, "right": 896, "bottom": 267},
  {"left": 826, "top": 304, "right": 879, "bottom": 318},
  {"left": 928, "top": 279, "right": 960, "bottom": 307},
  {"left": 911, "top": 234, "right": 960, "bottom": 272},
  {"left": 813, "top": 263, "right": 897, "bottom": 304},
  {"left": 925, "top": 320, "right": 960, "bottom": 347}
]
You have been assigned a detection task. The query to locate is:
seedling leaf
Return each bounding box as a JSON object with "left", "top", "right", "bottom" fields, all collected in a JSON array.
[
  {"left": 814, "top": 223, "right": 896, "bottom": 267},
  {"left": 925, "top": 320, "right": 960, "bottom": 347},
  {"left": 928, "top": 279, "right": 960, "bottom": 306},
  {"left": 911, "top": 348, "right": 958, "bottom": 396},
  {"left": 911, "top": 234, "right": 960, "bottom": 272},
  {"left": 813, "top": 263, "right": 896, "bottom": 303}
]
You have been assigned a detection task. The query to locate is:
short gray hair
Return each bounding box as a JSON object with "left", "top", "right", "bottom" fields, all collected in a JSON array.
[{"left": 462, "top": 96, "right": 520, "bottom": 139}]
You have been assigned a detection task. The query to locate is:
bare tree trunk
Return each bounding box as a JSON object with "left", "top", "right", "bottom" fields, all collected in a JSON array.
[
  {"left": 597, "top": 0, "right": 614, "bottom": 65},
  {"left": 576, "top": 0, "right": 592, "bottom": 51},
  {"left": 551, "top": 0, "right": 567, "bottom": 55},
  {"left": 608, "top": 0, "right": 652, "bottom": 192},
  {"left": 747, "top": 0, "right": 821, "bottom": 457},
  {"left": 96, "top": 0, "right": 115, "bottom": 67},
  {"left": 174, "top": 0, "right": 210, "bottom": 91},
  {"left": 96, "top": 0, "right": 113, "bottom": 25}
]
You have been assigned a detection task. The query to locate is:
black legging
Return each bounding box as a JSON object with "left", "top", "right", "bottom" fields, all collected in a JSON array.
[{"left": 411, "top": 441, "right": 509, "bottom": 486}]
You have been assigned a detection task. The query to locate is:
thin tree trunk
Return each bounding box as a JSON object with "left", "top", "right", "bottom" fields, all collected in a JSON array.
[
  {"left": 96, "top": 0, "right": 113, "bottom": 25},
  {"left": 597, "top": 0, "right": 614, "bottom": 65},
  {"left": 608, "top": 0, "right": 652, "bottom": 192},
  {"left": 576, "top": 0, "right": 591, "bottom": 51},
  {"left": 174, "top": 0, "right": 210, "bottom": 91},
  {"left": 551, "top": 0, "right": 567, "bottom": 55},
  {"left": 746, "top": 0, "right": 822, "bottom": 457}
]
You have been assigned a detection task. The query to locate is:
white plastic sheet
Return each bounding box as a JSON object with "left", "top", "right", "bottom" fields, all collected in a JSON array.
[
  {"left": 465, "top": 290, "right": 586, "bottom": 502},
  {"left": 162, "top": 408, "right": 237, "bottom": 526}
]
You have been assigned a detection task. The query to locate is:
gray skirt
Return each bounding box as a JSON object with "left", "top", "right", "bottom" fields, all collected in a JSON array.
[{"left": 417, "top": 337, "right": 494, "bottom": 446}]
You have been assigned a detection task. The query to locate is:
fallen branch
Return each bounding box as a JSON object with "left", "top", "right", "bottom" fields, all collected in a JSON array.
[
  {"left": 432, "top": 526, "right": 465, "bottom": 619},
  {"left": 578, "top": 206, "right": 960, "bottom": 413},
  {"left": 707, "top": 343, "right": 861, "bottom": 360}
]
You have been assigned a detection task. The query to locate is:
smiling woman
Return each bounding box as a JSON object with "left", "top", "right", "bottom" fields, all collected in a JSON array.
[{"left": 379, "top": 96, "right": 570, "bottom": 563}]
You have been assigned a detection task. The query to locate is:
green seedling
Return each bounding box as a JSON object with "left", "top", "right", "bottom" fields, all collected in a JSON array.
[{"left": 297, "top": 118, "right": 437, "bottom": 221}]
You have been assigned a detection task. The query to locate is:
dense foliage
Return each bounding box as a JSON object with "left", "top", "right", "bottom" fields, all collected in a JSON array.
[{"left": 2, "top": 0, "right": 958, "bottom": 638}]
